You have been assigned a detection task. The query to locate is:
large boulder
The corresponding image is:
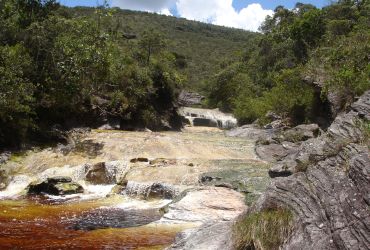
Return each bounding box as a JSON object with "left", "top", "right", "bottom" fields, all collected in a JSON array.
[
  {"left": 125, "top": 181, "right": 180, "bottom": 200},
  {"left": 28, "top": 176, "right": 84, "bottom": 196},
  {"left": 85, "top": 162, "right": 116, "bottom": 185}
]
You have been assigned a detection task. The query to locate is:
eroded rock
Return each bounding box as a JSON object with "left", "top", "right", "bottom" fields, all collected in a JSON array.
[{"left": 244, "top": 90, "right": 370, "bottom": 250}]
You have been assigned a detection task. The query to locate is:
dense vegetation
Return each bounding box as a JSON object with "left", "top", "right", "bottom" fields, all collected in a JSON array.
[
  {"left": 0, "top": 0, "right": 257, "bottom": 148},
  {"left": 207, "top": 0, "right": 370, "bottom": 126},
  {"left": 0, "top": 0, "right": 183, "bottom": 148},
  {"left": 1, "top": 0, "right": 369, "bottom": 148}
]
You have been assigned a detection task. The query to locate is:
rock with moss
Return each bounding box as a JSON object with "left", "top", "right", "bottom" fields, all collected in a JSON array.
[{"left": 27, "top": 176, "right": 84, "bottom": 196}]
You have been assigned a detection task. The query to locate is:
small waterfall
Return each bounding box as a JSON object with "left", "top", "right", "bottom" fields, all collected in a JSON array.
[
  {"left": 124, "top": 181, "right": 179, "bottom": 200},
  {"left": 179, "top": 107, "right": 237, "bottom": 129},
  {"left": 0, "top": 175, "right": 32, "bottom": 198}
]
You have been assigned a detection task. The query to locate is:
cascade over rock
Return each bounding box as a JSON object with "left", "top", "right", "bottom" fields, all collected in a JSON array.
[{"left": 179, "top": 107, "right": 237, "bottom": 129}]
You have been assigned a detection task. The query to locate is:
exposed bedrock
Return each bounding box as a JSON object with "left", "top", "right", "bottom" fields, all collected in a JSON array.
[{"left": 243, "top": 90, "right": 370, "bottom": 250}]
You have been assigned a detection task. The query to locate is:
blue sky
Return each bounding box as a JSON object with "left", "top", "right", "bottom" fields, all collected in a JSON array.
[
  {"left": 59, "top": 0, "right": 329, "bottom": 31},
  {"left": 60, "top": 0, "right": 328, "bottom": 9}
]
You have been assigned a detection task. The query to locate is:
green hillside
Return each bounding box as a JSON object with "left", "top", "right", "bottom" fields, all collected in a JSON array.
[{"left": 66, "top": 7, "right": 259, "bottom": 92}]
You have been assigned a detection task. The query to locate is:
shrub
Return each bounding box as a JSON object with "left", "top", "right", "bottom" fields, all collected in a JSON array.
[{"left": 234, "top": 209, "right": 294, "bottom": 250}]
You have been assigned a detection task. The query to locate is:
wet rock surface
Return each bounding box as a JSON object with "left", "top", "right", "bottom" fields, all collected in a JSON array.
[
  {"left": 161, "top": 187, "right": 247, "bottom": 224},
  {"left": 124, "top": 181, "right": 180, "bottom": 200},
  {"left": 85, "top": 162, "right": 116, "bottom": 185},
  {"left": 28, "top": 176, "right": 84, "bottom": 196},
  {"left": 247, "top": 90, "right": 370, "bottom": 250},
  {"left": 1, "top": 124, "right": 268, "bottom": 249}
]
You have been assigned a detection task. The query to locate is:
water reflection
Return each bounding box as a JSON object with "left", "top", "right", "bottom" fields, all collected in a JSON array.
[{"left": 0, "top": 198, "right": 180, "bottom": 249}]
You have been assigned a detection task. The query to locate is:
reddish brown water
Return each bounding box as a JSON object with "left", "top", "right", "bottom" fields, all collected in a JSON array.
[{"left": 0, "top": 198, "right": 181, "bottom": 249}]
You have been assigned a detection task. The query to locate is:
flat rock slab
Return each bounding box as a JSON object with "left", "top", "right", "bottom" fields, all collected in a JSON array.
[
  {"left": 168, "top": 221, "right": 234, "bottom": 250},
  {"left": 161, "top": 187, "right": 247, "bottom": 223}
]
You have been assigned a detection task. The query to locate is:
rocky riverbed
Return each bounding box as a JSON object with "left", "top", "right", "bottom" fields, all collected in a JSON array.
[{"left": 0, "top": 126, "right": 269, "bottom": 249}]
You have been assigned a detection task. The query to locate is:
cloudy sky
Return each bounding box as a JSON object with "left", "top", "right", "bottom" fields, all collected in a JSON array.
[{"left": 60, "top": 0, "right": 328, "bottom": 31}]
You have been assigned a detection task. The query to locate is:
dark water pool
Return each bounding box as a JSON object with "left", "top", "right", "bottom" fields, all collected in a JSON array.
[{"left": 0, "top": 198, "right": 180, "bottom": 249}]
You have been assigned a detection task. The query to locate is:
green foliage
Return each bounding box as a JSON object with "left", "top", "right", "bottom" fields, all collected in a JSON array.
[
  {"left": 208, "top": 0, "right": 369, "bottom": 126},
  {"left": 234, "top": 69, "right": 315, "bottom": 124},
  {"left": 234, "top": 209, "right": 294, "bottom": 250},
  {"left": 0, "top": 1, "right": 185, "bottom": 147},
  {"left": 67, "top": 7, "right": 258, "bottom": 92},
  {"left": 0, "top": 44, "right": 34, "bottom": 146}
]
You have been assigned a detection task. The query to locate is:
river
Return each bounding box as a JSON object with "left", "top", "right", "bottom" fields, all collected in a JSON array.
[{"left": 0, "top": 126, "right": 269, "bottom": 249}]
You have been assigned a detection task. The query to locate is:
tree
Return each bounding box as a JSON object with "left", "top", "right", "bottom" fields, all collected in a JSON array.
[{"left": 138, "top": 30, "right": 166, "bottom": 65}]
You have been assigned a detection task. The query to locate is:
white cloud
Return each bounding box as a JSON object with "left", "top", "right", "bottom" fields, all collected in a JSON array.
[
  {"left": 111, "top": 0, "right": 273, "bottom": 31},
  {"left": 176, "top": 0, "right": 273, "bottom": 31},
  {"left": 158, "top": 8, "right": 173, "bottom": 16},
  {"left": 112, "top": 0, "right": 175, "bottom": 15}
]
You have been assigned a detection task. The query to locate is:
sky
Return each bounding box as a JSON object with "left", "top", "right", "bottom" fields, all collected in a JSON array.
[{"left": 59, "top": 0, "right": 329, "bottom": 31}]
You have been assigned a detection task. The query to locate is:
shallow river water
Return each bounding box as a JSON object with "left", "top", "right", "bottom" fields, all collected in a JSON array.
[{"left": 0, "top": 127, "right": 269, "bottom": 249}]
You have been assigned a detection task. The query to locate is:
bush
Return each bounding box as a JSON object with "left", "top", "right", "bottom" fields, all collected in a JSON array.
[{"left": 234, "top": 68, "right": 315, "bottom": 125}]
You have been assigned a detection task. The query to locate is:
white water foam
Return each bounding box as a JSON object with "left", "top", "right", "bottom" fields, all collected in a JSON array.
[
  {"left": 112, "top": 198, "right": 172, "bottom": 210},
  {"left": 0, "top": 175, "right": 32, "bottom": 199}
]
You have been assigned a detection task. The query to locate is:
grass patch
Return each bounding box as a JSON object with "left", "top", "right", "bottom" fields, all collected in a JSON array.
[
  {"left": 358, "top": 120, "right": 370, "bottom": 148},
  {"left": 234, "top": 209, "right": 294, "bottom": 250}
]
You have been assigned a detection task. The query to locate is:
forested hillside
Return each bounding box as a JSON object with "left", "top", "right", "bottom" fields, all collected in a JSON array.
[
  {"left": 207, "top": 0, "right": 370, "bottom": 127},
  {"left": 67, "top": 6, "right": 258, "bottom": 91}
]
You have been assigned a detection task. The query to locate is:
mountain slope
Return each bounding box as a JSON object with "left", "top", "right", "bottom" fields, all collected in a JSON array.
[{"left": 66, "top": 7, "right": 259, "bottom": 93}]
